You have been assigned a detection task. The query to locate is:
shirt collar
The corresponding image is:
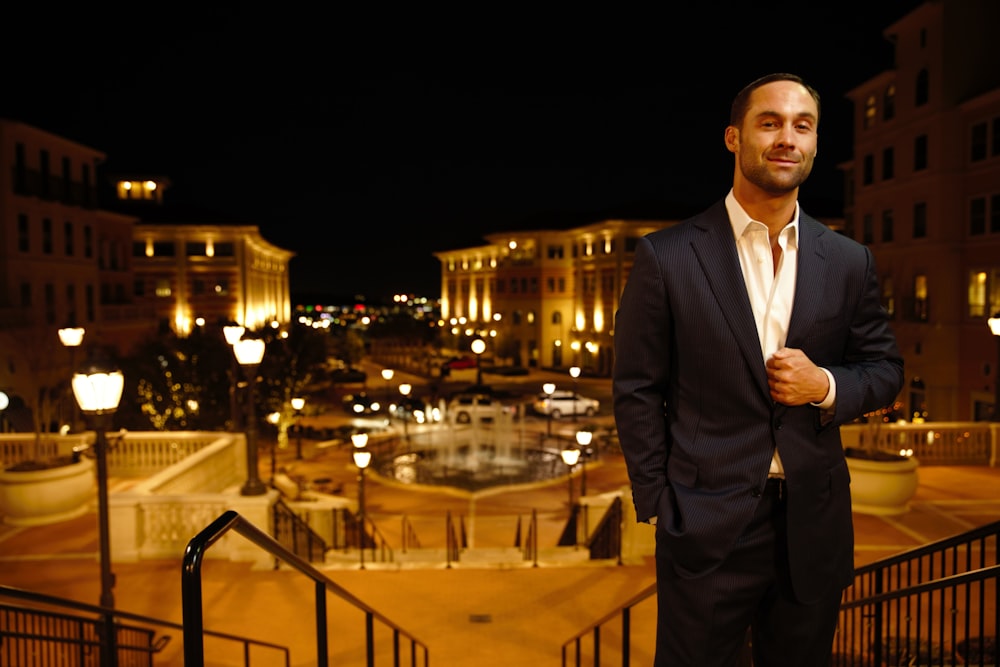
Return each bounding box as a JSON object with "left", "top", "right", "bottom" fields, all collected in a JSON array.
[{"left": 724, "top": 190, "right": 800, "bottom": 245}]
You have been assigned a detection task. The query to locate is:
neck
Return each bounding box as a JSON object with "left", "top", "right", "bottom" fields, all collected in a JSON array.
[{"left": 732, "top": 184, "right": 798, "bottom": 235}]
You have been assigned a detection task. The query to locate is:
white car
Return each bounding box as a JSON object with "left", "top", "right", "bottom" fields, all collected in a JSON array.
[
  {"left": 532, "top": 391, "right": 599, "bottom": 419},
  {"left": 447, "top": 393, "right": 517, "bottom": 424}
]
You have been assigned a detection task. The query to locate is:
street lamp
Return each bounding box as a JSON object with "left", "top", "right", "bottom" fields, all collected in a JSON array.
[
  {"left": 381, "top": 368, "right": 394, "bottom": 413},
  {"left": 569, "top": 366, "right": 581, "bottom": 422},
  {"left": 233, "top": 337, "right": 267, "bottom": 496},
  {"left": 399, "top": 383, "right": 412, "bottom": 442},
  {"left": 72, "top": 354, "right": 124, "bottom": 667},
  {"left": 560, "top": 445, "right": 581, "bottom": 512},
  {"left": 223, "top": 324, "right": 245, "bottom": 431},
  {"left": 471, "top": 337, "right": 486, "bottom": 388},
  {"left": 352, "top": 433, "right": 372, "bottom": 570},
  {"left": 990, "top": 312, "right": 1000, "bottom": 421},
  {"left": 542, "top": 383, "right": 556, "bottom": 437},
  {"left": 58, "top": 326, "right": 85, "bottom": 431},
  {"left": 291, "top": 396, "right": 305, "bottom": 459}
]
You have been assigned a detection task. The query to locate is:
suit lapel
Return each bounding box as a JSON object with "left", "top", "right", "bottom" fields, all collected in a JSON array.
[
  {"left": 786, "top": 216, "right": 827, "bottom": 346},
  {"left": 689, "top": 203, "right": 771, "bottom": 400}
]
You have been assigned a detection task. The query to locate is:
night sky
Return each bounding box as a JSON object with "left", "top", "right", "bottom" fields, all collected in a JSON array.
[{"left": 3, "top": 2, "right": 925, "bottom": 302}]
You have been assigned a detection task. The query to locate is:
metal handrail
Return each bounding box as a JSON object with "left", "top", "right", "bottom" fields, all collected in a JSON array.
[
  {"left": 0, "top": 584, "right": 288, "bottom": 664},
  {"left": 181, "top": 509, "right": 428, "bottom": 667}
]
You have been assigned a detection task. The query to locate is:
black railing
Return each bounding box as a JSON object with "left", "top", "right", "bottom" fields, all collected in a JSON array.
[
  {"left": 272, "top": 499, "right": 327, "bottom": 563},
  {"left": 182, "top": 510, "right": 428, "bottom": 667},
  {"left": 0, "top": 584, "right": 285, "bottom": 667},
  {"left": 588, "top": 496, "right": 624, "bottom": 564},
  {"left": 561, "top": 519, "right": 1000, "bottom": 666}
]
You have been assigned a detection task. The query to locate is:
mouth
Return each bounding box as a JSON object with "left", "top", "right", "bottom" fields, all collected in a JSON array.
[{"left": 767, "top": 153, "right": 800, "bottom": 165}]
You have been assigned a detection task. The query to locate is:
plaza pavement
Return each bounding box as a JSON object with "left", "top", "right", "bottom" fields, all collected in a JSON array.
[{"left": 2, "top": 420, "right": 999, "bottom": 665}]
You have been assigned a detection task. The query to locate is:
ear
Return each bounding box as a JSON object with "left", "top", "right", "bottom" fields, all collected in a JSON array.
[{"left": 724, "top": 126, "right": 739, "bottom": 154}]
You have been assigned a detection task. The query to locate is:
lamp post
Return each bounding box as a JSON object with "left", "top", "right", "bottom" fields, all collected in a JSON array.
[
  {"left": 569, "top": 366, "right": 581, "bottom": 422},
  {"left": 381, "top": 368, "right": 394, "bottom": 416},
  {"left": 471, "top": 337, "right": 486, "bottom": 388},
  {"left": 399, "top": 383, "right": 412, "bottom": 442},
  {"left": 575, "top": 429, "right": 592, "bottom": 498},
  {"left": 58, "top": 326, "right": 85, "bottom": 431},
  {"left": 223, "top": 324, "right": 245, "bottom": 431},
  {"left": 352, "top": 432, "right": 371, "bottom": 570},
  {"left": 542, "top": 382, "right": 556, "bottom": 437},
  {"left": 291, "top": 396, "right": 305, "bottom": 459},
  {"left": 990, "top": 313, "right": 1000, "bottom": 421},
  {"left": 233, "top": 337, "right": 267, "bottom": 496},
  {"left": 560, "top": 447, "right": 580, "bottom": 545},
  {"left": 72, "top": 355, "right": 124, "bottom": 667}
]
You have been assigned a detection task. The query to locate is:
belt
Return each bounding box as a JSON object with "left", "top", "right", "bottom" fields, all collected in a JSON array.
[{"left": 764, "top": 477, "right": 786, "bottom": 501}]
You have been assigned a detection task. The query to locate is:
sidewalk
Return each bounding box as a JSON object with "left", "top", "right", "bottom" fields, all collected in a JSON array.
[{"left": 1, "top": 439, "right": 999, "bottom": 666}]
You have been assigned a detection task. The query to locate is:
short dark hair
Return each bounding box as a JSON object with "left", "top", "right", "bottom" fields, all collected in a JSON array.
[{"left": 729, "top": 73, "right": 821, "bottom": 128}]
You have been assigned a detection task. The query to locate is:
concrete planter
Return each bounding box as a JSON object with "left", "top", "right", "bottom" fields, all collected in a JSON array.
[
  {"left": 846, "top": 451, "right": 919, "bottom": 516},
  {"left": 0, "top": 458, "right": 95, "bottom": 526}
]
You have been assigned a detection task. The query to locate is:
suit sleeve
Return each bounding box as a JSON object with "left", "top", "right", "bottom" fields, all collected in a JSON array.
[
  {"left": 826, "top": 245, "right": 905, "bottom": 424},
  {"left": 613, "top": 236, "right": 671, "bottom": 522}
]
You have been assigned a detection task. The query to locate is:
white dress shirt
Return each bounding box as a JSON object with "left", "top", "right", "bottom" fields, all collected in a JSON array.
[{"left": 726, "top": 191, "right": 835, "bottom": 477}]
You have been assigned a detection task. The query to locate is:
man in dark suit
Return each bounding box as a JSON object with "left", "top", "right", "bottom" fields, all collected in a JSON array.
[{"left": 612, "top": 73, "right": 904, "bottom": 666}]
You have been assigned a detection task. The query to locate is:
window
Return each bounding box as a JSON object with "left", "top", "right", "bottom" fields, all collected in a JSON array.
[
  {"left": 214, "top": 279, "right": 229, "bottom": 295},
  {"left": 85, "top": 285, "right": 94, "bottom": 322},
  {"left": 993, "top": 194, "right": 1000, "bottom": 234},
  {"left": 883, "top": 85, "right": 895, "bottom": 121},
  {"left": 546, "top": 245, "right": 564, "bottom": 259},
  {"left": 84, "top": 226, "right": 93, "bottom": 258},
  {"left": 552, "top": 311, "right": 562, "bottom": 324},
  {"left": 970, "top": 197, "right": 986, "bottom": 235},
  {"left": 546, "top": 277, "right": 555, "bottom": 293},
  {"left": 881, "top": 209, "right": 894, "bottom": 243},
  {"left": 863, "top": 155, "right": 874, "bottom": 185},
  {"left": 971, "top": 121, "right": 988, "bottom": 162},
  {"left": 153, "top": 242, "right": 176, "bottom": 257},
  {"left": 20, "top": 282, "right": 31, "bottom": 308},
  {"left": 42, "top": 218, "right": 53, "bottom": 254},
  {"left": 155, "top": 280, "right": 172, "bottom": 297},
  {"left": 17, "top": 214, "right": 29, "bottom": 252},
  {"left": 64, "top": 221, "right": 74, "bottom": 256},
  {"left": 134, "top": 279, "right": 145, "bottom": 297},
  {"left": 968, "top": 270, "right": 988, "bottom": 317},
  {"left": 192, "top": 279, "right": 205, "bottom": 295},
  {"left": 914, "top": 135, "right": 928, "bottom": 171},
  {"left": 881, "top": 275, "right": 895, "bottom": 317},
  {"left": 913, "top": 202, "right": 927, "bottom": 239},
  {"left": 915, "top": 68, "right": 929, "bottom": 107},
  {"left": 912, "top": 274, "right": 928, "bottom": 321},
  {"left": 61, "top": 157, "right": 71, "bottom": 203},
  {"left": 993, "top": 117, "right": 1000, "bottom": 157},
  {"left": 882, "top": 147, "right": 894, "bottom": 180},
  {"left": 558, "top": 277, "right": 565, "bottom": 292},
  {"left": 186, "top": 242, "right": 207, "bottom": 256},
  {"left": 864, "top": 95, "right": 877, "bottom": 130}
]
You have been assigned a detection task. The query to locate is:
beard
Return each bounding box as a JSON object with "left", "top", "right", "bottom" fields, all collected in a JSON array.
[{"left": 738, "top": 149, "right": 814, "bottom": 195}]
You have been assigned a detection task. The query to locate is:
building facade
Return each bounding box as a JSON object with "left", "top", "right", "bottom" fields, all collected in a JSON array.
[
  {"left": 435, "top": 220, "right": 674, "bottom": 375},
  {"left": 0, "top": 120, "right": 294, "bottom": 428},
  {"left": 844, "top": 0, "right": 1000, "bottom": 420}
]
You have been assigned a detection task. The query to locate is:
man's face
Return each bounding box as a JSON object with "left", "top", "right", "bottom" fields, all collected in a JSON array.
[{"left": 727, "top": 80, "right": 818, "bottom": 196}]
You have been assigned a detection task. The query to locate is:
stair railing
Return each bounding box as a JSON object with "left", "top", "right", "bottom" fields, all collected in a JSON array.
[{"left": 182, "top": 509, "right": 428, "bottom": 667}]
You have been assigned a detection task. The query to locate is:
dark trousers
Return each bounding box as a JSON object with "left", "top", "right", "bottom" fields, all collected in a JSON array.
[{"left": 653, "top": 480, "right": 842, "bottom": 666}]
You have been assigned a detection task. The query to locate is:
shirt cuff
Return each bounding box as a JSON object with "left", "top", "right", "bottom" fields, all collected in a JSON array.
[{"left": 811, "top": 368, "right": 836, "bottom": 410}]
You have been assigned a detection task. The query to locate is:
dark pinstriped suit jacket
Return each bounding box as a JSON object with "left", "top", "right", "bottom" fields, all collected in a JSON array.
[{"left": 612, "top": 199, "right": 904, "bottom": 604}]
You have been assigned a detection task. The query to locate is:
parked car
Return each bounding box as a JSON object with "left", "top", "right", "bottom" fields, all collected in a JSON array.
[
  {"left": 532, "top": 391, "right": 599, "bottom": 419},
  {"left": 443, "top": 356, "right": 478, "bottom": 370},
  {"left": 342, "top": 392, "right": 382, "bottom": 415},
  {"left": 447, "top": 393, "right": 517, "bottom": 424}
]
